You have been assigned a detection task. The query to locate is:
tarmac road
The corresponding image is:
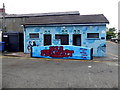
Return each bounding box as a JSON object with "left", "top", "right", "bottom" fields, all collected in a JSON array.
[
  {"left": 2, "top": 57, "right": 118, "bottom": 88},
  {"left": 106, "top": 41, "right": 118, "bottom": 58},
  {"left": 1, "top": 41, "right": 119, "bottom": 88}
]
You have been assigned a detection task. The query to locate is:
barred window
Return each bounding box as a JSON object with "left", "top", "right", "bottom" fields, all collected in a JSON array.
[
  {"left": 55, "top": 34, "right": 69, "bottom": 45},
  {"left": 87, "top": 33, "right": 99, "bottom": 38},
  {"left": 29, "top": 33, "right": 39, "bottom": 38}
]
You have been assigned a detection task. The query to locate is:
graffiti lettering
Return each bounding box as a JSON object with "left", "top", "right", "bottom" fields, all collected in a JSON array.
[
  {"left": 41, "top": 46, "right": 74, "bottom": 57},
  {"left": 80, "top": 48, "right": 88, "bottom": 58}
]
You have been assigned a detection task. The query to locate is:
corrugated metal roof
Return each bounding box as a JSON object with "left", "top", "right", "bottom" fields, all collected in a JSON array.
[
  {"left": 0, "top": 11, "right": 109, "bottom": 25},
  {"left": 4, "top": 11, "right": 80, "bottom": 18},
  {"left": 24, "top": 14, "right": 109, "bottom": 25}
]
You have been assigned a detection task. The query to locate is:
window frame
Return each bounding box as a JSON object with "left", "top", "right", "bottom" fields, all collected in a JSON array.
[
  {"left": 55, "top": 34, "right": 69, "bottom": 45},
  {"left": 29, "top": 33, "right": 39, "bottom": 39},
  {"left": 87, "top": 33, "right": 99, "bottom": 39}
]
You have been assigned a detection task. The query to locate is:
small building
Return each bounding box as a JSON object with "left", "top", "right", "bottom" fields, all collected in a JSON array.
[{"left": 23, "top": 11, "right": 109, "bottom": 57}]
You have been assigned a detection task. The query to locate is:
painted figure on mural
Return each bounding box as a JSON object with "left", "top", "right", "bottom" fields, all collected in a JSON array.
[
  {"left": 97, "top": 43, "right": 106, "bottom": 56},
  {"left": 33, "top": 40, "right": 37, "bottom": 46},
  {"left": 27, "top": 40, "right": 37, "bottom": 52},
  {"left": 27, "top": 41, "right": 32, "bottom": 52}
]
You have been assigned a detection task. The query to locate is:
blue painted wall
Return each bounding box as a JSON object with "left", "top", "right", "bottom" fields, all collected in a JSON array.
[
  {"left": 24, "top": 24, "right": 106, "bottom": 56},
  {"left": 31, "top": 45, "right": 93, "bottom": 60}
]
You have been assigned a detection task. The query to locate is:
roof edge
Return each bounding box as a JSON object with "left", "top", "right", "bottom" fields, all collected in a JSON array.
[
  {"left": 5, "top": 11, "right": 80, "bottom": 18},
  {"left": 23, "top": 23, "right": 108, "bottom": 26}
]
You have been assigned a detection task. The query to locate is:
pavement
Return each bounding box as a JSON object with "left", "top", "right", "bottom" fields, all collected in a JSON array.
[
  {"left": 2, "top": 52, "right": 30, "bottom": 57},
  {"left": 2, "top": 53, "right": 118, "bottom": 62},
  {"left": 2, "top": 41, "right": 118, "bottom": 62}
]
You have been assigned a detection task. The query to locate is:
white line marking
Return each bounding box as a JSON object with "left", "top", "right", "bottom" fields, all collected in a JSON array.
[{"left": 88, "top": 66, "right": 92, "bottom": 68}]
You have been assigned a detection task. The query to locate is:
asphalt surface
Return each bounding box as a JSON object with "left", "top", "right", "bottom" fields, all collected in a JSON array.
[
  {"left": 0, "top": 53, "right": 2, "bottom": 90},
  {"left": 106, "top": 41, "right": 118, "bottom": 58},
  {"left": 1, "top": 41, "right": 119, "bottom": 88}
]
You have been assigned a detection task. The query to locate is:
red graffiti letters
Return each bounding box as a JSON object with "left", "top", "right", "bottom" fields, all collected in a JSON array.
[{"left": 41, "top": 46, "right": 74, "bottom": 57}]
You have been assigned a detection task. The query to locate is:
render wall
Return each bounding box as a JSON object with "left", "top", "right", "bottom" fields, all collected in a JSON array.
[
  {"left": 24, "top": 24, "right": 106, "bottom": 56},
  {"left": 5, "top": 18, "right": 24, "bottom": 32}
]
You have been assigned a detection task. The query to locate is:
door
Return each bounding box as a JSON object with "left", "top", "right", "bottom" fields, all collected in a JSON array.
[
  {"left": 73, "top": 34, "right": 81, "bottom": 46},
  {"left": 2, "top": 33, "right": 20, "bottom": 52},
  {"left": 9, "top": 34, "right": 19, "bottom": 52},
  {"left": 44, "top": 34, "right": 51, "bottom": 46}
]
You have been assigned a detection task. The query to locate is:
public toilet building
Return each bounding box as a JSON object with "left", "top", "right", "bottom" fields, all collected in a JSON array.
[{"left": 23, "top": 11, "right": 109, "bottom": 57}]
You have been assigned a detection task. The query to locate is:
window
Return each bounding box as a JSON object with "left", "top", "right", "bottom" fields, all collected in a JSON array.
[
  {"left": 29, "top": 33, "right": 39, "bottom": 38},
  {"left": 87, "top": 33, "right": 99, "bottom": 38},
  {"left": 55, "top": 34, "right": 69, "bottom": 45}
]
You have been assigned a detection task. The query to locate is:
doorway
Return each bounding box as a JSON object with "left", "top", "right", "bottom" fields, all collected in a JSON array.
[
  {"left": 73, "top": 34, "right": 81, "bottom": 46},
  {"left": 2, "top": 32, "right": 24, "bottom": 52},
  {"left": 44, "top": 34, "right": 51, "bottom": 46}
]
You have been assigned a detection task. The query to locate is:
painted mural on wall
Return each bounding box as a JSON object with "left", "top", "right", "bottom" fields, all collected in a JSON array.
[
  {"left": 31, "top": 45, "right": 93, "bottom": 60},
  {"left": 97, "top": 43, "right": 106, "bottom": 56},
  {"left": 24, "top": 25, "right": 106, "bottom": 57},
  {"left": 41, "top": 46, "right": 74, "bottom": 58},
  {"left": 27, "top": 40, "right": 37, "bottom": 52}
]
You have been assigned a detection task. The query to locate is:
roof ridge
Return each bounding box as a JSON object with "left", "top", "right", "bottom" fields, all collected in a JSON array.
[{"left": 5, "top": 11, "right": 80, "bottom": 18}]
